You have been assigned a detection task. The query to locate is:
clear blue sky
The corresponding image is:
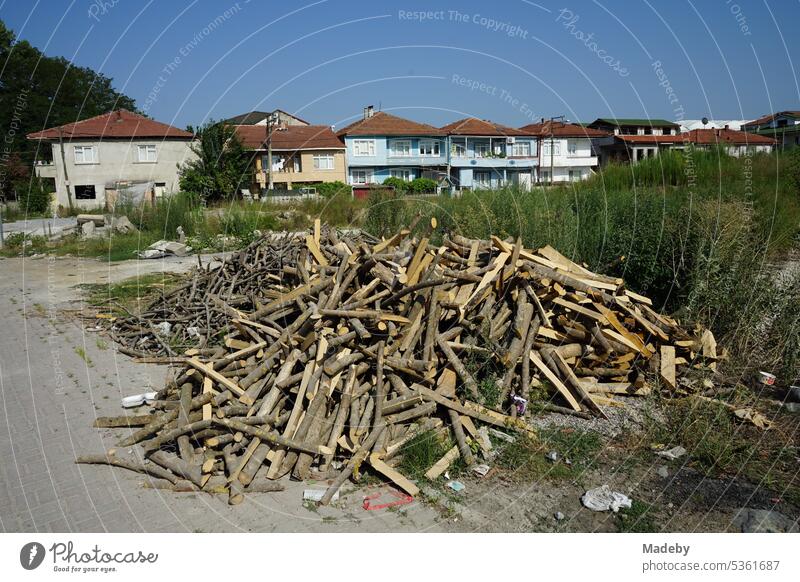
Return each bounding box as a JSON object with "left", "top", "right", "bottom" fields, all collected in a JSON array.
[{"left": 3, "top": 0, "right": 798, "bottom": 129}]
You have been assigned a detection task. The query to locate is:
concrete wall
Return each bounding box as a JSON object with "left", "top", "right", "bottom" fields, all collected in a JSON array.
[{"left": 40, "top": 139, "right": 195, "bottom": 209}]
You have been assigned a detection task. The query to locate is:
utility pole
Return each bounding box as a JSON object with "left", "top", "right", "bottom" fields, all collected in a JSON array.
[
  {"left": 265, "top": 112, "right": 278, "bottom": 191},
  {"left": 57, "top": 127, "right": 73, "bottom": 212},
  {"left": 548, "top": 115, "right": 565, "bottom": 185}
]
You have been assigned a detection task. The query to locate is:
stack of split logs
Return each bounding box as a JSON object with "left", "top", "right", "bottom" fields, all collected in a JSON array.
[{"left": 80, "top": 221, "right": 717, "bottom": 504}]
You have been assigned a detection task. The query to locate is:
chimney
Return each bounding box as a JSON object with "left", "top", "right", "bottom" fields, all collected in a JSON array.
[
  {"left": 724, "top": 124, "right": 729, "bottom": 130},
  {"left": 363, "top": 105, "right": 374, "bottom": 120}
]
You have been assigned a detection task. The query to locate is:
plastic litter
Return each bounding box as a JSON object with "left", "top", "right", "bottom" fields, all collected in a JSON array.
[
  {"left": 154, "top": 321, "right": 172, "bottom": 336},
  {"left": 446, "top": 480, "right": 466, "bottom": 492},
  {"left": 656, "top": 445, "right": 687, "bottom": 460},
  {"left": 304, "top": 489, "right": 337, "bottom": 502},
  {"left": 472, "top": 464, "right": 491, "bottom": 477},
  {"left": 581, "top": 485, "right": 632, "bottom": 513},
  {"left": 121, "top": 392, "right": 158, "bottom": 408}
]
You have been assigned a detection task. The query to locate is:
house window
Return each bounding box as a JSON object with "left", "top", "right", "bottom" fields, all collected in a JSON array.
[
  {"left": 419, "top": 140, "right": 440, "bottom": 157},
  {"left": 353, "top": 140, "right": 375, "bottom": 157},
  {"left": 567, "top": 141, "right": 578, "bottom": 155},
  {"left": 74, "top": 146, "right": 96, "bottom": 164},
  {"left": 390, "top": 169, "right": 412, "bottom": 182},
  {"left": 352, "top": 169, "right": 373, "bottom": 184},
  {"left": 74, "top": 185, "right": 96, "bottom": 199},
  {"left": 568, "top": 170, "right": 580, "bottom": 181},
  {"left": 474, "top": 142, "right": 490, "bottom": 157},
  {"left": 511, "top": 141, "right": 531, "bottom": 157},
  {"left": 474, "top": 171, "right": 491, "bottom": 188},
  {"left": 137, "top": 144, "right": 157, "bottom": 163},
  {"left": 451, "top": 140, "right": 466, "bottom": 157},
  {"left": 313, "top": 154, "right": 335, "bottom": 170},
  {"left": 542, "top": 141, "right": 561, "bottom": 157},
  {"left": 389, "top": 140, "right": 412, "bottom": 157},
  {"left": 540, "top": 170, "right": 551, "bottom": 183}
]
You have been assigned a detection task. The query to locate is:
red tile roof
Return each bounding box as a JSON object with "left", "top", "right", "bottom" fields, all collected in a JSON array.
[
  {"left": 234, "top": 124, "right": 344, "bottom": 150},
  {"left": 682, "top": 128, "right": 776, "bottom": 145},
  {"left": 615, "top": 129, "right": 775, "bottom": 146},
  {"left": 27, "top": 109, "right": 193, "bottom": 140},
  {"left": 520, "top": 121, "right": 609, "bottom": 138},
  {"left": 441, "top": 118, "right": 533, "bottom": 137},
  {"left": 336, "top": 111, "right": 445, "bottom": 137}
]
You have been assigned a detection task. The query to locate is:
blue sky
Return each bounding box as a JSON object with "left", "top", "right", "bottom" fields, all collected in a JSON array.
[{"left": 3, "top": 0, "right": 798, "bottom": 129}]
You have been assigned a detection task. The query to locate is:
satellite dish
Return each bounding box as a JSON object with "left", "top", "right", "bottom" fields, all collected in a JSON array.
[{"left": 701, "top": 117, "right": 709, "bottom": 126}]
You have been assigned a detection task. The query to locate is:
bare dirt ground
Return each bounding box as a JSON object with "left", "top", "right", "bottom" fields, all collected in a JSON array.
[{"left": 1, "top": 253, "right": 797, "bottom": 533}]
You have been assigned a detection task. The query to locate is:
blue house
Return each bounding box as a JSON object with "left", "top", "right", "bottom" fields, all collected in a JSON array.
[
  {"left": 336, "top": 107, "right": 447, "bottom": 186},
  {"left": 441, "top": 118, "right": 538, "bottom": 190}
]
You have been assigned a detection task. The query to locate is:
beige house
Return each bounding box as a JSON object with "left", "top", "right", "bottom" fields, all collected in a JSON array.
[
  {"left": 234, "top": 124, "right": 346, "bottom": 192},
  {"left": 27, "top": 109, "right": 195, "bottom": 209}
]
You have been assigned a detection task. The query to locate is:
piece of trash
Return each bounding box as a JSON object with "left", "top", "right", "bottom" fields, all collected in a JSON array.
[
  {"left": 488, "top": 428, "right": 515, "bottom": 443},
  {"left": 511, "top": 393, "right": 527, "bottom": 415},
  {"left": 757, "top": 371, "right": 776, "bottom": 386},
  {"left": 446, "top": 480, "right": 465, "bottom": 492},
  {"left": 472, "top": 464, "right": 491, "bottom": 477},
  {"left": 154, "top": 321, "right": 172, "bottom": 336},
  {"left": 545, "top": 451, "right": 559, "bottom": 462},
  {"left": 554, "top": 511, "right": 565, "bottom": 521},
  {"left": 565, "top": 458, "right": 572, "bottom": 466},
  {"left": 656, "top": 445, "right": 687, "bottom": 460},
  {"left": 476, "top": 426, "right": 493, "bottom": 455},
  {"left": 121, "top": 392, "right": 158, "bottom": 408},
  {"left": 186, "top": 326, "right": 200, "bottom": 338},
  {"left": 657, "top": 465, "right": 669, "bottom": 478},
  {"left": 581, "top": 485, "right": 632, "bottom": 513},
  {"left": 363, "top": 487, "right": 413, "bottom": 510},
  {"left": 304, "top": 489, "right": 337, "bottom": 502},
  {"left": 734, "top": 408, "right": 772, "bottom": 430}
]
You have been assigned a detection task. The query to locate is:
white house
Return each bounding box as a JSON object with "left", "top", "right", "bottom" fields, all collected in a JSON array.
[
  {"left": 520, "top": 121, "right": 608, "bottom": 183},
  {"left": 679, "top": 119, "right": 750, "bottom": 132},
  {"left": 27, "top": 109, "right": 196, "bottom": 209}
]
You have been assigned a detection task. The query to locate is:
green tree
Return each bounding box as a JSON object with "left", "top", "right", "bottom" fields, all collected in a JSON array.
[
  {"left": 178, "top": 121, "right": 251, "bottom": 201},
  {"left": 0, "top": 19, "right": 138, "bottom": 199}
]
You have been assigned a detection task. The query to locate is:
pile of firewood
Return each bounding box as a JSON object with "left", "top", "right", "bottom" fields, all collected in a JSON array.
[{"left": 79, "top": 221, "right": 718, "bottom": 504}]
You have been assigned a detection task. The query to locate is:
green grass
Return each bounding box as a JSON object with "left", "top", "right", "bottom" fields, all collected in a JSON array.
[
  {"left": 74, "top": 346, "right": 93, "bottom": 367},
  {"left": 398, "top": 429, "right": 456, "bottom": 481},
  {"left": 81, "top": 272, "right": 182, "bottom": 315},
  {"left": 494, "top": 428, "right": 603, "bottom": 483},
  {"left": 642, "top": 397, "right": 800, "bottom": 505},
  {"left": 618, "top": 500, "right": 660, "bottom": 533}
]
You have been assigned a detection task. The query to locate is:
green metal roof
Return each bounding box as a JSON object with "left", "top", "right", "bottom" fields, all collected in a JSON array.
[
  {"left": 593, "top": 118, "right": 680, "bottom": 127},
  {"left": 753, "top": 125, "right": 800, "bottom": 136}
]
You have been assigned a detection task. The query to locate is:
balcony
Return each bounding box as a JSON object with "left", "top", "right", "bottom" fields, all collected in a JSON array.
[{"left": 33, "top": 160, "right": 56, "bottom": 178}]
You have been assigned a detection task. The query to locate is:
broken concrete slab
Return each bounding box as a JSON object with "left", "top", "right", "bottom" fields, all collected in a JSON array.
[
  {"left": 76, "top": 214, "right": 105, "bottom": 226},
  {"left": 137, "top": 240, "right": 190, "bottom": 259}
]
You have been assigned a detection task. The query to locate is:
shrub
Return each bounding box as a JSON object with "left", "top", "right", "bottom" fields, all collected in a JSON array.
[
  {"left": 14, "top": 177, "right": 52, "bottom": 215},
  {"left": 409, "top": 177, "right": 438, "bottom": 194},
  {"left": 382, "top": 176, "right": 409, "bottom": 194},
  {"left": 315, "top": 181, "right": 351, "bottom": 199}
]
